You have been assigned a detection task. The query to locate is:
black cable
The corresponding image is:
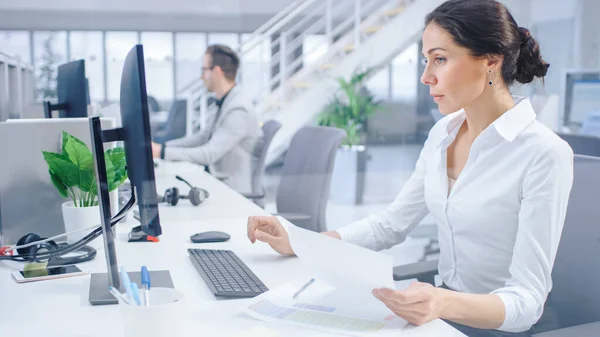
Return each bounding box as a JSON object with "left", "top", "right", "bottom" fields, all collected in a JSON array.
[{"left": 0, "top": 190, "right": 137, "bottom": 262}]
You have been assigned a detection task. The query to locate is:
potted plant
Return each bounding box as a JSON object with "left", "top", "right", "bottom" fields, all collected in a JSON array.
[
  {"left": 317, "top": 69, "right": 382, "bottom": 204},
  {"left": 42, "top": 131, "right": 127, "bottom": 248}
]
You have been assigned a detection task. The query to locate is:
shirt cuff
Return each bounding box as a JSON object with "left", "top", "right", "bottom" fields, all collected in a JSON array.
[
  {"left": 490, "top": 287, "right": 541, "bottom": 332},
  {"left": 336, "top": 218, "right": 371, "bottom": 247}
]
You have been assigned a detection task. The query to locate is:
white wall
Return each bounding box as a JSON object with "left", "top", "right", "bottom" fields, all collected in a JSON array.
[
  {"left": 530, "top": 0, "right": 579, "bottom": 23},
  {"left": 575, "top": 0, "right": 600, "bottom": 68}
]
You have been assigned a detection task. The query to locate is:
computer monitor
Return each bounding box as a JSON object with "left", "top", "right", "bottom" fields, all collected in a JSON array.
[
  {"left": 119, "top": 45, "right": 162, "bottom": 237},
  {"left": 44, "top": 60, "right": 89, "bottom": 119},
  {"left": 88, "top": 45, "right": 171, "bottom": 305},
  {"left": 561, "top": 69, "right": 600, "bottom": 129}
]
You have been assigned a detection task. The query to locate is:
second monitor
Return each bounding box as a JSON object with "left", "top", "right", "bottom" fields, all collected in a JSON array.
[{"left": 44, "top": 60, "right": 89, "bottom": 119}]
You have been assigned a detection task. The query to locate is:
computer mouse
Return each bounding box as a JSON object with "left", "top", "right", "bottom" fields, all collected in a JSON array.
[{"left": 190, "top": 231, "right": 231, "bottom": 243}]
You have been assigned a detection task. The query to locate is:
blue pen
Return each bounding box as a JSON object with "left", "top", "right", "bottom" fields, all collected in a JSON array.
[
  {"left": 119, "top": 267, "right": 135, "bottom": 305},
  {"left": 141, "top": 266, "right": 151, "bottom": 306},
  {"left": 130, "top": 282, "right": 141, "bottom": 306}
]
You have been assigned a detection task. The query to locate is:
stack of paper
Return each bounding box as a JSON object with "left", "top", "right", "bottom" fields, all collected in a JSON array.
[{"left": 244, "top": 224, "right": 406, "bottom": 336}]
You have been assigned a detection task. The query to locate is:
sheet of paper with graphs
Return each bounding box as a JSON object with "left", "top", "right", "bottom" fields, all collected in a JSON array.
[{"left": 243, "top": 224, "right": 406, "bottom": 336}]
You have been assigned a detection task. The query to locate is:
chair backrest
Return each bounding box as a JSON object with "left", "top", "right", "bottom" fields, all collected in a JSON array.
[
  {"left": 161, "top": 99, "right": 187, "bottom": 142},
  {"left": 147, "top": 95, "right": 161, "bottom": 113},
  {"left": 276, "top": 126, "right": 346, "bottom": 232},
  {"left": 550, "top": 155, "right": 600, "bottom": 329},
  {"left": 251, "top": 120, "right": 282, "bottom": 195},
  {"left": 557, "top": 133, "right": 600, "bottom": 157}
]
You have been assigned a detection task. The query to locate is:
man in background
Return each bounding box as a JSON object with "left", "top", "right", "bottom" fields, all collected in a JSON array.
[{"left": 152, "top": 44, "right": 263, "bottom": 194}]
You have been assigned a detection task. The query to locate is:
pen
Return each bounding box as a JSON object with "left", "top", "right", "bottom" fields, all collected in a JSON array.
[
  {"left": 292, "top": 278, "right": 315, "bottom": 300},
  {"left": 108, "top": 286, "right": 132, "bottom": 305},
  {"left": 141, "top": 266, "right": 151, "bottom": 306},
  {"left": 130, "top": 282, "right": 141, "bottom": 306},
  {"left": 120, "top": 267, "right": 135, "bottom": 305}
]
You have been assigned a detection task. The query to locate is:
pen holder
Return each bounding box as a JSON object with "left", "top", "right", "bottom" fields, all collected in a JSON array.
[{"left": 119, "top": 287, "right": 185, "bottom": 337}]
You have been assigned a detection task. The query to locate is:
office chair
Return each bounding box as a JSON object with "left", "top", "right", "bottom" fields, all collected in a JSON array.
[
  {"left": 243, "top": 120, "right": 282, "bottom": 208},
  {"left": 393, "top": 155, "right": 600, "bottom": 335},
  {"left": 531, "top": 155, "right": 600, "bottom": 335},
  {"left": 147, "top": 95, "right": 161, "bottom": 113},
  {"left": 247, "top": 126, "right": 346, "bottom": 232},
  {"left": 152, "top": 99, "right": 187, "bottom": 144},
  {"left": 557, "top": 133, "right": 600, "bottom": 157}
]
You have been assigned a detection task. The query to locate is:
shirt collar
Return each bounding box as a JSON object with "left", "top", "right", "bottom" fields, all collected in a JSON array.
[
  {"left": 491, "top": 97, "right": 537, "bottom": 141},
  {"left": 437, "top": 97, "right": 537, "bottom": 148},
  {"left": 215, "top": 85, "right": 235, "bottom": 108}
]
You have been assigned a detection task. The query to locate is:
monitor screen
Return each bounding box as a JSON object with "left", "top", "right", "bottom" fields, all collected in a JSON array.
[
  {"left": 56, "top": 60, "right": 88, "bottom": 118},
  {"left": 570, "top": 80, "right": 600, "bottom": 125},
  {"left": 119, "top": 45, "right": 162, "bottom": 237}
]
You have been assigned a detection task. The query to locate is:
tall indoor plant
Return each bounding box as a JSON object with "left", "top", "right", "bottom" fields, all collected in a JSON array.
[
  {"left": 42, "top": 131, "right": 127, "bottom": 246},
  {"left": 317, "top": 69, "right": 381, "bottom": 146},
  {"left": 317, "top": 69, "right": 382, "bottom": 204}
]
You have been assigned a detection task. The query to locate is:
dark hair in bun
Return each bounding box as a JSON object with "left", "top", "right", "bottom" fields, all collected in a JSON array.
[{"left": 425, "top": 0, "right": 549, "bottom": 85}]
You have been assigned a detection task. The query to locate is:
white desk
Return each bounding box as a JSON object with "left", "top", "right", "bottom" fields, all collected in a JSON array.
[{"left": 0, "top": 162, "right": 464, "bottom": 337}]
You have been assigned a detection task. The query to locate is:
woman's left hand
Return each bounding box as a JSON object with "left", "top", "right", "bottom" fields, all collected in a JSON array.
[{"left": 372, "top": 281, "right": 447, "bottom": 326}]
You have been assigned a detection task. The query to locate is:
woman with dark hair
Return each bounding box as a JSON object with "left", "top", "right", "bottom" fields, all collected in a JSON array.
[{"left": 246, "top": 0, "right": 573, "bottom": 335}]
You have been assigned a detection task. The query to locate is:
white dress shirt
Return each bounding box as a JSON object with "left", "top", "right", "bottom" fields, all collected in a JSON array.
[{"left": 337, "top": 97, "right": 574, "bottom": 332}]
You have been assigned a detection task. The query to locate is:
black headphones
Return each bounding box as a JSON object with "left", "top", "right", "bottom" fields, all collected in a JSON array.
[
  {"left": 160, "top": 175, "right": 209, "bottom": 206},
  {"left": 14, "top": 233, "right": 97, "bottom": 266}
]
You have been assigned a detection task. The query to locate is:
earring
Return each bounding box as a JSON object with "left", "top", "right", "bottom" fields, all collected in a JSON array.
[{"left": 488, "top": 70, "right": 493, "bottom": 86}]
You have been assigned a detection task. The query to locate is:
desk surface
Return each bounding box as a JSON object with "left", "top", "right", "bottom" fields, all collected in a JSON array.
[{"left": 0, "top": 161, "right": 463, "bottom": 337}]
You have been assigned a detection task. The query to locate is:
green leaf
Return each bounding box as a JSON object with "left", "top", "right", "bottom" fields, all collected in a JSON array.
[
  {"left": 64, "top": 136, "right": 94, "bottom": 170},
  {"left": 106, "top": 147, "right": 128, "bottom": 191},
  {"left": 43, "top": 151, "right": 80, "bottom": 187},
  {"left": 49, "top": 170, "right": 68, "bottom": 197},
  {"left": 104, "top": 152, "right": 116, "bottom": 192},
  {"left": 79, "top": 167, "right": 96, "bottom": 193},
  {"left": 62, "top": 131, "right": 89, "bottom": 157}
]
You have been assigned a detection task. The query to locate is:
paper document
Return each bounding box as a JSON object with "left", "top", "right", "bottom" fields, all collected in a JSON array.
[
  {"left": 287, "top": 224, "right": 395, "bottom": 291},
  {"left": 227, "top": 326, "right": 280, "bottom": 337},
  {"left": 243, "top": 281, "right": 407, "bottom": 336}
]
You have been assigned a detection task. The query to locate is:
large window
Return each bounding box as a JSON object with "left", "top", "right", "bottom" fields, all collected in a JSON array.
[
  {"left": 33, "top": 31, "right": 67, "bottom": 100},
  {"left": 0, "top": 31, "right": 31, "bottom": 64},
  {"left": 70, "top": 31, "right": 104, "bottom": 102},
  {"left": 106, "top": 32, "right": 137, "bottom": 101},
  {"left": 241, "top": 34, "right": 270, "bottom": 101},
  {"left": 391, "top": 43, "right": 418, "bottom": 101},
  {"left": 140, "top": 32, "right": 174, "bottom": 101},
  {"left": 207, "top": 33, "right": 239, "bottom": 50},
  {"left": 366, "top": 66, "right": 391, "bottom": 100},
  {"left": 175, "top": 33, "right": 206, "bottom": 94}
]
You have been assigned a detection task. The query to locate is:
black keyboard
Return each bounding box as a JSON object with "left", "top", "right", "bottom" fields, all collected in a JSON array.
[{"left": 188, "top": 248, "right": 269, "bottom": 298}]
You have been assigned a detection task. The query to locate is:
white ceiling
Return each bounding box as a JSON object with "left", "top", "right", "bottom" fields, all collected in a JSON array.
[{"left": 0, "top": 0, "right": 296, "bottom": 15}]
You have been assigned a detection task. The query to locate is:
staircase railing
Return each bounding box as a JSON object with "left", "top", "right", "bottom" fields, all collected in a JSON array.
[{"left": 179, "top": 0, "right": 412, "bottom": 136}]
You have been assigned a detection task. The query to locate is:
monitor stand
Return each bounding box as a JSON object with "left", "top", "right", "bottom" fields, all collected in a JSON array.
[
  {"left": 89, "top": 270, "right": 174, "bottom": 305},
  {"left": 87, "top": 116, "right": 173, "bottom": 306}
]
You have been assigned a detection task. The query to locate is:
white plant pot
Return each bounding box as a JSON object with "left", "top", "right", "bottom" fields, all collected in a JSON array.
[
  {"left": 330, "top": 145, "right": 368, "bottom": 205},
  {"left": 62, "top": 201, "right": 103, "bottom": 249},
  {"left": 61, "top": 191, "right": 119, "bottom": 250}
]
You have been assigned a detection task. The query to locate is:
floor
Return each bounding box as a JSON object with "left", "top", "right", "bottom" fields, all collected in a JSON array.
[{"left": 262, "top": 144, "right": 441, "bottom": 288}]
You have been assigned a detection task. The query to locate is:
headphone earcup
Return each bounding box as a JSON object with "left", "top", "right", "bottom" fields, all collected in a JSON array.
[
  {"left": 16, "top": 233, "right": 57, "bottom": 262},
  {"left": 187, "top": 188, "right": 204, "bottom": 206},
  {"left": 163, "top": 187, "right": 180, "bottom": 206},
  {"left": 16, "top": 233, "right": 42, "bottom": 258}
]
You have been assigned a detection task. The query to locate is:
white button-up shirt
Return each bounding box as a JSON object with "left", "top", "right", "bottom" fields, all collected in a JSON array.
[{"left": 337, "top": 98, "right": 574, "bottom": 332}]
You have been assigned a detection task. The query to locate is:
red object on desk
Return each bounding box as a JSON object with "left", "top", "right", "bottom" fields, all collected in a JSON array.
[{"left": 0, "top": 246, "right": 14, "bottom": 256}]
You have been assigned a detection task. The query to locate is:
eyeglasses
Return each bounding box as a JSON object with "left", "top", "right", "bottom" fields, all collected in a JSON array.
[{"left": 201, "top": 66, "right": 215, "bottom": 73}]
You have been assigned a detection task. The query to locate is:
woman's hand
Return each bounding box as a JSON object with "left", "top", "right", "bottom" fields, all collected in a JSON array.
[
  {"left": 373, "top": 282, "right": 447, "bottom": 326},
  {"left": 247, "top": 216, "right": 295, "bottom": 256}
]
